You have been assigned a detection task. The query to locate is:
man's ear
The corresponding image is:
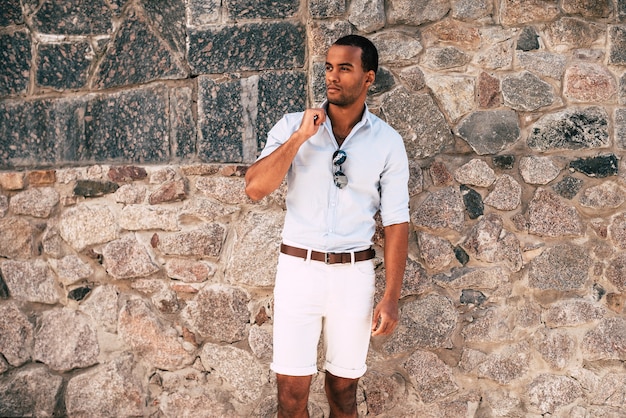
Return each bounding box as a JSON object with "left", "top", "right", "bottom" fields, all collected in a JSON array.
[{"left": 366, "top": 70, "right": 375, "bottom": 86}]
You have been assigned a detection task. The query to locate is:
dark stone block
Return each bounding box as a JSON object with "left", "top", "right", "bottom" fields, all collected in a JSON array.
[
  {"left": 569, "top": 154, "right": 619, "bottom": 178},
  {"left": 460, "top": 289, "right": 487, "bottom": 305},
  {"left": 370, "top": 66, "right": 395, "bottom": 96},
  {"left": 73, "top": 180, "right": 120, "bottom": 197},
  {"left": 609, "top": 25, "right": 626, "bottom": 65},
  {"left": 593, "top": 283, "right": 606, "bottom": 301},
  {"left": 36, "top": 42, "right": 93, "bottom": 90},
  {"left": 0, "top": 97, "right": 87, "bottom": 168},
  {"left": 0, "top": 30, "right": 31, "bottom": 96},
  {"left": 226, "top": 0, "right": 299, "bottom": 19},
  {"left": 32, "top": 0, "right": 113, "bottom": 35},
  {"left": 94, "top": 9, "right": 187, "bottom": 89},
  {"left": 527, "top": 107, "right": 609, "bottom": 151},
  {"left": 619, "top": 0, "right": 626, "bottom": 20},
  {"left": 83, "top": 85, "right": 170, "bottom": 163},
  {"left": 0, "top": 0, "right": 23, "bottom": 26},
  {"left": 197, "top": 77, "right": 244, "bottom": 162},
  {"left": 493, "top": 155, "right": 515, "bottom": 170},
  {"left": 552, "top": 176, "right": 583, "bottom": 199},
  {"left": 256, "top": 71, "right": 307, "bottom": 152},
  {"left": 188, "top": 22, "right": 305, "bottom": 74},
  {"left": 311, "top": 61, "right": 327, "bottom": 104},
  {"left": 517, "top": 26, "right": 540, "bottom": 51},
  {"left": 68, "top": 286, "right": 91, "bottom": 301},
  {"left": 0, "top": 270, "right": 9, "bottom": 298},
  {"left": 170, "top": 86, "right": 197, "bottom": 159},
  {"left": 461, "top": 185, "right": 484, "bottom": 219},
  {"left": 456, "top": 110, "right": 520, "bottom": 155},
  {"left": 141, "top": 0, "right": 187, "bottom": 54},
  {"left": 454, "top": 246, "right": 469, "bottom": 266}
]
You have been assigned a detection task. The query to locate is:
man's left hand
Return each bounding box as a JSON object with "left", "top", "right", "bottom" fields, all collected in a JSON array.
[{"left": 371, "top": 297, "right": 399, "bottom": 336}]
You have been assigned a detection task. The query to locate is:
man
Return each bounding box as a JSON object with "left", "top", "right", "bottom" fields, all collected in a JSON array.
[{"left": 245, "top": 35, "right": 409, "bottom": 418}]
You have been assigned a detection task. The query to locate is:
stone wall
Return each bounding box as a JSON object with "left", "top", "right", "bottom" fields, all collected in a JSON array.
[{"left": 1, "top": 0, "right": 626, "bottom": 417}]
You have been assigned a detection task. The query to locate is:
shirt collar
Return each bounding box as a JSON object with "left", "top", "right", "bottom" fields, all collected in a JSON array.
[{"left": 319, "top": 100, "right": 372, "bottom": 127}]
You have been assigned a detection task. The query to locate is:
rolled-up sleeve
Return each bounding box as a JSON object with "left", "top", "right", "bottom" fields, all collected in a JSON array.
[{"left": 379, "top": 134, "right": 410, "bottom": 227}]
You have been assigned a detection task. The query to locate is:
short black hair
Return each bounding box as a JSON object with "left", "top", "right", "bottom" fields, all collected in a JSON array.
[{"left": 333, "top": 35, "right": 379, "bottom": 74}]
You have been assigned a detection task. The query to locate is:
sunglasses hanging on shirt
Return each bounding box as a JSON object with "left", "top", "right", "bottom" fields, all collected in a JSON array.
[{"left": 332, "top": 149, "right": 348, "bottom": 189}]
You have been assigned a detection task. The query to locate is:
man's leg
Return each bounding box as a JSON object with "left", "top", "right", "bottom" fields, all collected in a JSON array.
[
  {"left": 324, "top": 372, "right": 359, "bottom": 418},
  {"left": 276, "top": 374, "right": 313, "bottom": 418}
]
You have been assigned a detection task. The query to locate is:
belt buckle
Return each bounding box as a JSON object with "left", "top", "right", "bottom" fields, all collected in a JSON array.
[{"left": 325, "top": 252, "right": 332, "bottom": 264}]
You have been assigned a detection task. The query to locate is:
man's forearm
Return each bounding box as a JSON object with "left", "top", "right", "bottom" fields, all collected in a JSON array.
[{"left": 382, "top": 222, "right": 409, "bottom": 300}]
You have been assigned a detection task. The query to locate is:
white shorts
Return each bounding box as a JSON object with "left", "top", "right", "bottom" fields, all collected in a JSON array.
[{"left": 271, "top": 252, "right": 376, "bottom": 379}]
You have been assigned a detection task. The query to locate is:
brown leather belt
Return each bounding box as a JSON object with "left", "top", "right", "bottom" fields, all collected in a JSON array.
[{"left": 280, "top": 243, "right": 375, "bottom": 264}]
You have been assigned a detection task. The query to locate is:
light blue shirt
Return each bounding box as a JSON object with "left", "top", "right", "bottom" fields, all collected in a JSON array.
[{"left": 258, "top": 103, "right": 410, "bottom": 252}]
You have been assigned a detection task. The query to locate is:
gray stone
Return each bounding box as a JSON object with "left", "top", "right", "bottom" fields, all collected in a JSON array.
[
  {"left": 0, "top": 302, "right": 33, "bottom": 367},
  {"left": 451, "top": 0, "right": 493, "bottom": 20},
  {"left": 433, "top": 267, "right": 508, "bottom": 290},
  {"left": 9, "top": 187, "right": 59, "bottom": 218},
  {"left": 398, "top": 65, "right": 426, "bottom": 92},
  {"left": 380, "top": 88, "right": 451, "bottom": 159},
  {"left": 73, "top": 179, "right": 119, "bottom": 197},
  {"left": 369, "top": 66, "right": 395, "bottom": 95},
  {"left": 477, "top": 342, "right": 530, "bottom": 384},
  {"left": 79, "top": 284, "right": 119, "bottom": 333},
  {"left": 417, "top": 231, "right": 455, "bottom": 270},
  {"left": 403, "top": 350, "right": 458, "bottom": 401},
  {"left": 398, "top": 258, "right": 431, "bottom": 298},
  {"left": 308, "top": 20, "right": 354, "bottom": 59},
  {"left": 0, "top": 217, "right": 34, "bottom": 259},
  {"left": 155, "top": 368, "right": 237, "bottom": 417},
  {"left": 527, "top": 189, "right": 584, "bottom": 237},
  {"left": 528, "top": 244, "right": 591, "bottom": 291},
  {"left": 34, "top": 308, "right": 99, "bottom": 371},
  {"left": 382, "top": 294, "right": 457, "bottom": 354},
  {"left": 0, "top": 0, "right": 23, "bottom": 26},
  {"left": 118, "top": 298, "right": 196, "bottom": 370},
  {"left": 484, "top": 174, "right": 521, "bottom": 210},
  {"left": 473, "top": 39, "right": 514, "bottom": 70},
  {"left": 542, "top": 299, "right": 604, "bottom": 328},
  {"left": 170, "top": 86, "right": 197, "bottom": 159},
  {"left": 226, "top": 209, "right": 284, "bottom": 287},
  {"left": 103, "top": 236, "right": 160, "bottom": 279},
  {"left": 426, "top": 75, "right": 474, "bottom": 122},
  {"left": 421, "top": 46, "right": 470, "bottom": 70},
  {"left": 200, "top": 343, "right": 267, "bottom": 403},
  {"left": 182, "top": 283, "right": 250, "bottom": 343},
  {"left": 58, "top": 204, "right": 119, "bottom": 251},
  {"left": 552, "top": 176, "right": 583, "bottom": 199},
  {"left": 411, "top": 186, "right": 465, "bottom": 232},
  {"left": 84, "top": 85, "right": 170, "bottom": 163},
  {"left": 454, "top": 159, "right": 496, "bottom": 187},
  {"left": 141, "top": 0, "right": 186, "bottom": 54},
  {"left": 369, "top": 31, "right": 423, "bottom": 64},
  {"left": 517, "top": 26, "right": 540, "bottom": 51},
  {"left": 0, "top": 366, "right": 62, "bottom": 418},
  {"left": 119, "top": 205, "right": 179, "bottom": 231},
  {"left": 580, "top": 181, "right": 625, "bottom": 209},
  {"left": 387, "top": 0, "right": 450, "bottom": 25},
  {"left": 609, "top": 212, "right": 626, "bottom": 250},
  {"left": 516, "top": 51, "right": 566, "bottom": 79},
  {"left": 186, "top": 0, "right": 220, "bottom": 26},
  {"left": 32, "top": 0, "right": 113, "bottom": 35},
  {"left": 456, "top": 110, "right": 520, "bottom": 155},
  {"left": 156, "top": 223, "right": 226, "bottom": 257},
  {"left": 606, "top": 253, "right": 626, "bottom": 291},
  {"left": 527, "top": 374, "right": 582, "bottom": 414},
  {"left": 49, "top": 255, "right": 93, "bottom": 286},
  {"left": 94, "top": 7, "right": 186, "bottom": 89},
  {"left": 36, "top": 41, "right": 93, "bottom": 90},
  {"left": 348, "top": 0, "right": 385, "bottom": 32},
  {"left": 609, "top": 25, "right": 626, "bottom": 65},
  {"left": 462, "top": 308, "right": 512, "bottom": 343},
  {"left": 0, "top": 30, "right": 31, "bottom": 96},
  {"left": 65, "top": 354, "right": 145, "bottom": 417},
  {"left": 0, "top": 260, "right": 59, "bottom": 304},
  {"left": 309, "top": 0, "right": 346, "bottom": 17},
  {"left": 616, "top": 108, "right": 626, "bottom": 148},
  {"left": 188, "top": 22, "right": 305, "bottom": 74},
  {"left": 502, "top": 71, "right": 555, "bottom": 111},
  {"left": 519, "top": 155, "right": 561, "bottom": 185},
  {"left": 408, "top": 160, "right": 424, "bottom": 197}
]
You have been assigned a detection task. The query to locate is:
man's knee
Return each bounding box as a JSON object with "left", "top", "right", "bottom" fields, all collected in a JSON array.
[{"left": 276, "top": 374, "right": 312, "bottom": 416}]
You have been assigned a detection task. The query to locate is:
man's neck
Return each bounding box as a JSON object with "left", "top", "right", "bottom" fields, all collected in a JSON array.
[{"left": 327, "top": 102, "right": 366, "bottom": 134}]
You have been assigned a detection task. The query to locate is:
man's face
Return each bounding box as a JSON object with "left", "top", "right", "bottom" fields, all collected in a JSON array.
[{"left": 325, "top": 44, "right": 374, "bottom": 107}]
